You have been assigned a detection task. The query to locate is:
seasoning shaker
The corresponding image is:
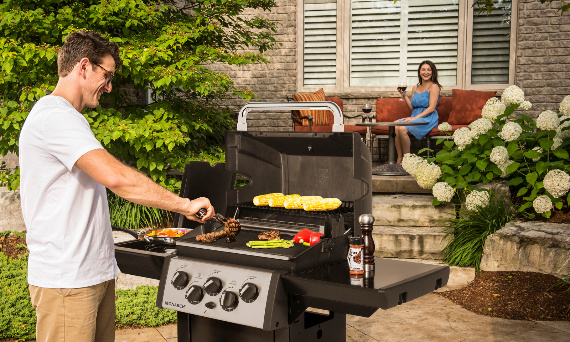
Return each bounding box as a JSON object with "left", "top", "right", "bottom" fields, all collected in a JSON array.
[{"left": 347, "top": 236, "right": 364, "bottom": 275}]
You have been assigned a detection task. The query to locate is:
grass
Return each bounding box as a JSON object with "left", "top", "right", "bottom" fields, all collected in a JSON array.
[
  {"left": 441, "top": 191, "right": 517, "bottom": 270},
  {"left": 0, "top": 231, "right": 176, "bottom": 341}
]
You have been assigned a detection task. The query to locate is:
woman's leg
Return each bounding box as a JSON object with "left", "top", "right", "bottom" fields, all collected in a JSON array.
[{"left": 395, "top": 126, "right": 411, "bottom": 164}]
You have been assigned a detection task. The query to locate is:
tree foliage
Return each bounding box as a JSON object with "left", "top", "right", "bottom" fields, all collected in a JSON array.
[
  {"left": 0, "top": 0, "right": 277, "bottom": 193},
  {"left": 474, "top": 0, "right": 569, "bottom": 15}
]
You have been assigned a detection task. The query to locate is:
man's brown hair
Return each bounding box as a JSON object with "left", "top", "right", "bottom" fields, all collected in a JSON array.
[{"left": 57, "top": 31, "right": 122, "bottom": 77}]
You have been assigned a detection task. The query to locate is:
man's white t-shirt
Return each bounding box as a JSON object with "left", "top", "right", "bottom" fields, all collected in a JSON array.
[{"left": 19, "top": 95, "right": 117, "bottom": 288}]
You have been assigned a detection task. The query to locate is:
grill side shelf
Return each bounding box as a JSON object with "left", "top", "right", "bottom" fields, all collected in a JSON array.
[{"left": 281, "top": 258, "right": 450, "bottom": 317}]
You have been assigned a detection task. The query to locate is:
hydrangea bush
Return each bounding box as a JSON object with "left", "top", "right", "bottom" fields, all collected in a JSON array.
[{"left": 403, "top": 85, "right": 570, "bottom": 219}]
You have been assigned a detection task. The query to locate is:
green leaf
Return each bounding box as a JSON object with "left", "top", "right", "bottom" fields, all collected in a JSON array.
[
  {"left": 524, "top": 150, "right": 541, "bottom": 159},
  {"left": 507, "top": 141, "right": 518, "bottom": 155},
  {"left": 459, "top": 164, "right": 472, "bottom": 175},
  {"left": 516, "top": 187, "right": 528, "bottom": 196},
  {"left": 542, "top": 211, "right": 551, "bottom": 218},
  {"left": 440, "top": 165, "right": 454, "bottom": 174},
  {"left": 476, "top": 160, "right": 488, "bottom": 171},
  {"left": 506, "top": 162, "right": 519, "bottom": 174},
  {"left": 555, "top": 201, "right": 563, "bottom": 210},
  {"left": 508, "top": 177, "right": 523, "bottom": 186},
  {"left": 536, "top": 161, "right": 547, "bottom": 175},
  {"left": 518, "top": 202, "right": 533, "bottom": 212},
  {"left": 553, "top": 148, "right": 569, "bottom": 159},
  {"left": 539, "top": 139, "right": 554, "bottom": 151},
  {"left": 526, "top": 172, "right": 538, "bottom": 185}
]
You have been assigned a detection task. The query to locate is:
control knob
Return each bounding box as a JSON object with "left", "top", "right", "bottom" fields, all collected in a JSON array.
[
  {"left": 171, "top": 271, "right": 190, "bottom": 290},
  {"left": 204, "top": 277, "right": 222, "bottom": 296},
  {"left": 239, "top": 283, "right": 259, "bottom": 303},
  {"left": 220, "top": 291, "right": 238, "bottom": 311},
  {"left": 185, "top": 285, "right": 204, "bottom": 304}
]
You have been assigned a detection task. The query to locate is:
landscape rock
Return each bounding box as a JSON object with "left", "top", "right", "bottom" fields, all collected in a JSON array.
[
  {"left": 0, "top": 187, "right": 25, "bottom": 233},
  {"left": 480, "top": 221, "right": 570, "bottom": 279}
]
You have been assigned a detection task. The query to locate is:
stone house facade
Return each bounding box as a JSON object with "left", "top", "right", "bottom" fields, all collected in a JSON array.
[{"left": 213, "top": 0, "right": 570, "bottom": 135}]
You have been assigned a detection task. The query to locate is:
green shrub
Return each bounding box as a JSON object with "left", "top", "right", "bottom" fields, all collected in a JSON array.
[
  {"left": 0, "top": 231, "right": 176, "bottom": 340},
  {"left": 0, "top": 253, "right": 36, "bottom": 341},
  {"left": 115, "top": 286, "right": 176, "bottom": 328},
  {"left": 441, "top": 192, "right": 517, "bottom": 270}
]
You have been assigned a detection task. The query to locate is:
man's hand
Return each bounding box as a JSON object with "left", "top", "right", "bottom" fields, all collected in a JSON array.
[{"left": 185, "top": 197, "right": 215, "bottom": 223}]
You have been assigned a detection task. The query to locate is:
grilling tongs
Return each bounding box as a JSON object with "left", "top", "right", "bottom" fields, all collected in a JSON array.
[{"left": 195, "top": 208, "right": 241, "bottom": 243}]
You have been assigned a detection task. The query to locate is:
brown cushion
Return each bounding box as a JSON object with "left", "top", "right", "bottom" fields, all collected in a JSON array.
[
  {"left": 292, "top": 88, "right": 328, "bottom": 126},
  {"left": 375, "top": 97, "right": 412, "bottom": 122},
  {"left": 447, "top": 89, "right": 497, "bottom": 125},
  {"left": 436, "top": 97, "right": 453, "bottom": 123}
]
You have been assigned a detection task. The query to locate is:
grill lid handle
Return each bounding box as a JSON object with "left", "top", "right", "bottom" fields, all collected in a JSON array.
[{"left": 236, "top": 101, "right": 344, "bottom": 132}]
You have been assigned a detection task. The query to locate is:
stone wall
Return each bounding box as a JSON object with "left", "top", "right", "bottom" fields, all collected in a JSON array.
[{"left": 517, "top": 0, "right": 570, "bottom": 117}]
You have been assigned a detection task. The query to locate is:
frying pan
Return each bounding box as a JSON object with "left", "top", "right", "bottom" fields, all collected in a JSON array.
[{"left": 111, "top": 226, "right": 191, "bottom": 246}]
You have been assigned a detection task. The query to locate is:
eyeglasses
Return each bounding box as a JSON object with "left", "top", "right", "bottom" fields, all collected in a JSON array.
[{"left": 92, "top": 61, "right": 114, "bottom": 85}]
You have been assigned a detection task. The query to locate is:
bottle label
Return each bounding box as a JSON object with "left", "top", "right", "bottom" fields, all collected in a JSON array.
[{"left": 347, "top": 245, "right": 364, "bottom": 274}]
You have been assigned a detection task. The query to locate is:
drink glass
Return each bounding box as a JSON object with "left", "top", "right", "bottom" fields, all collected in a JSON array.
[
  {"left": 397, "top": 83, "right": 407, "bottom": 101},
  {"left": 362, "top": 103, "right": 372, "bottom": 114}
]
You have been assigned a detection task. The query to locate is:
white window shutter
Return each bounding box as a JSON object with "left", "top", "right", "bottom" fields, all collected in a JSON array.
[
  {"left": 303, "top": 0, "right": 337, "bottom": 87},
  {"left": 471, "top": 0, "right": 512, "bottom": 84}
]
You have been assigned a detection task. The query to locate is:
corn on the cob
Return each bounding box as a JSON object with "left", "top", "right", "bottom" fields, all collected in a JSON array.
[
  {"left": 253, "top": 193, "right": 285, "bottom": 206},
  {"left": 283, "top": 196, "right": 323, "bottom": 209},
  {"left": 269, "top": 194, "right": 300, "bottom": 207},
  {"left": 303, "top": 198, "right": 342, "bottom": 211}
]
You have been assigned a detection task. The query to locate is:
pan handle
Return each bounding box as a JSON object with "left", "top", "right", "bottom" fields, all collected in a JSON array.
[{"left": 111, "top": 225, "right": 140, "bottom": 240}]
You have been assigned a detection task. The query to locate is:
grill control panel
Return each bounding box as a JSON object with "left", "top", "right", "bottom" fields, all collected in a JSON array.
[{"left": 157, "top": 256, "right": 287, "bottom": 330}]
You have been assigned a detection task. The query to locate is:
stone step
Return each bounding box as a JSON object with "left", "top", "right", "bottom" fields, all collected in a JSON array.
[
  {"left": 372, "top": 194, "right": 455, "bottom": 227},
  {"left": 372, "top": 174, "right": 430, "bottom": 194},
  {"left": 373, "top": 226, "right": 450, "bottom": 260}
]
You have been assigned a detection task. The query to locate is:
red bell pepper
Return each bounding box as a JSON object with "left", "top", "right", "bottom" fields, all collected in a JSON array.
[
  {"left": 293, "top": 229, "right": 313, "bottom": 243},
  {"left": 309, "top": 233, "right": 324, "bottom": 246}
]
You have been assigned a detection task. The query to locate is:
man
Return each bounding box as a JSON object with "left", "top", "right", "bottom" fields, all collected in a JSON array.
[{"left": 18, "top": 30, "right": 215, "bottom": 342}]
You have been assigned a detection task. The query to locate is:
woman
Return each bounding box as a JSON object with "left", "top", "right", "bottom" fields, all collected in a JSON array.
[{"left": 395, "top": 60, "right": 441, "bottom": 164}]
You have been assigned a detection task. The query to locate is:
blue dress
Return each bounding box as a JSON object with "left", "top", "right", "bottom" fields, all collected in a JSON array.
[{"left": 398, "top": 90, "right": 439, "bottom": 140}]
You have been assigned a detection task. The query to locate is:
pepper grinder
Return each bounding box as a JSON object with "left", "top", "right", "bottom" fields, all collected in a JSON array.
[{"left": 359, "top": 214, "right": 375, "bottom": 278}]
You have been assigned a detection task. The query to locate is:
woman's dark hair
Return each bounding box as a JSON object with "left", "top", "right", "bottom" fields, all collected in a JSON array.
[{"left": 417, "top": 60, "right": 441, "bottom": 89}]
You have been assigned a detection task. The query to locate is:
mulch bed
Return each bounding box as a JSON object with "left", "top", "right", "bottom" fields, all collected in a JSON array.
[
  {"left": 1, "top": 231, "right": 569, "bottom": 322},
  {"left": 437, "top": 271, "right": 570, "bottom": 321}
]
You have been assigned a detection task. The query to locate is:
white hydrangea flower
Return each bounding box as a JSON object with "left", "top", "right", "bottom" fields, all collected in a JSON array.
[
  {"left": 498, "top": 121, "right": 522, "bottom": 142},
  {"left": 559, "top": 95, "right": 570, "bottom": 116},
  {"left": 481, "top": 97, "right": 507, "bottom": 123},
  {"left": 452, "top": 127, "right": 475, "bottom": 151},
  {"left": 536, "top": 110, "right": 560, "bottom": 131},
  {"left": 497, "top": 160, "right": 514, "bottom": 178},
  {"left": 438, "top": 122, "right": 452, "bottom": 132},
  {"left": 469, "top": 118, "right": 493, "bottom": 138},
  {"left": 415, "top": 162, "right": 442, "bottom": 190},
  {"left": 533, "top": 195, "right": 552, "bottom": 214},
  {"left": 552, "top": 137, "right": 563, "bottom": 151},
  {"left": 543, "top": 169, "right": 570, "bottom": 198},
  {"left": 501, "top": 85, "right": 526, "bottom": 106},
  {"left": 532, "top": 146, "right": 543, "bottom": 162},
  {"left": 490, "top": 146, "right": 509, "bottom": 165},
  {"left": 465, "top": 190, "right": 490, "bottom": 211},
  {"left": 555, "top": 115, "right": 570, "bottom": 140},
  {"left": 520, "top": 101, "right": 532, "bottom": 110},
  {"left": 401, "top": 153, "right": 427, "bottom": 178},
  {"left": 432, "top": 182, "right": 455, "bottom": 202}
]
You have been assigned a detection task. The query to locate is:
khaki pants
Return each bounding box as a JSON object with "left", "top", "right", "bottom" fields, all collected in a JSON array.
[{"left": 29, "top": 279, "right": 115, "bottom": 342}]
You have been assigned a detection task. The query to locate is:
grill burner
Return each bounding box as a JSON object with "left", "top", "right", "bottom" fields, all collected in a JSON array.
[{"left": 115, "top": 124, "right": 450, "bottom": 342}]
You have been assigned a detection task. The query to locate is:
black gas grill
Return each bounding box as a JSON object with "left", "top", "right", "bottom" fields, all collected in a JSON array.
[{"left": 115, "top": 102, "right": 449, "bottom": 342}]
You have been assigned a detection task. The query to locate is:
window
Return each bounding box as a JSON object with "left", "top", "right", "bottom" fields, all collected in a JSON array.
[{"left": 297, "top": 0, "right": 516, "bottom": 92}]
